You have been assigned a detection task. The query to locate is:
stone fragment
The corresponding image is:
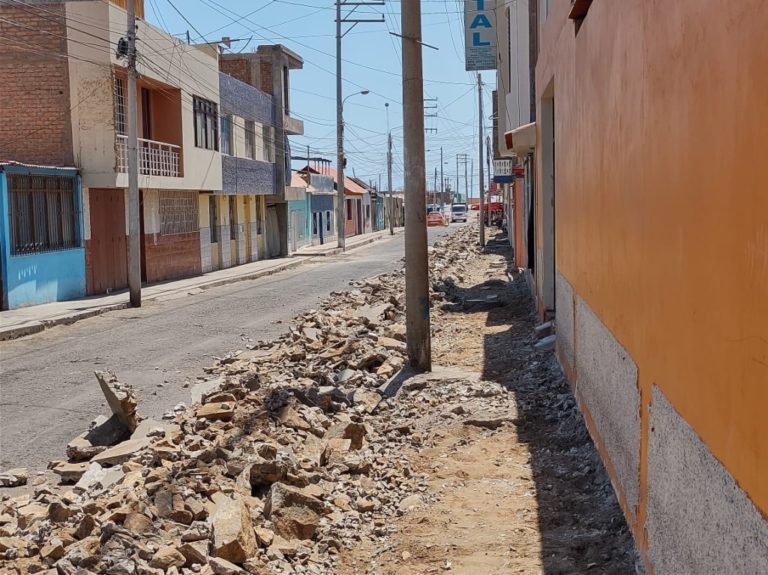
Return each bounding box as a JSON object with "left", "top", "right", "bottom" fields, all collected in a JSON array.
[
  {"left": 17, "top": 502, "right": 48, "bottom": 529},
  {"left": 264, "top": 483, "right": 324, "bottom": 540},
  {"left": 179, "top": 541, "right": 209, "bottom": 566},
  {"left": 181, "top": 521, "right": 211, "bottom": 542},
  {"left": 74, "top": 514, "right": 96, "bottom": 540},
  {"left": 378, "top": 336, "right": 407, "bottom": 351},
  {"left": 95, "top": 370, "right": 139, "bottom": 432},
  {"left": 124, "top": 512, "right": 154, "bottom": 534},
  {"left": 277, "top": 404, "right": 311, "bottom": 432},
  {"left": 0, "top": 536, "right": 24, "bottom": 552},
  {"left": 320, "top": 438, "right": 352, "bottom": 467},
  {"left": 254, "top": 527, "right": 274, "bottom": 547},
  {"left": 463, "top": 414, "right": 516, "bottom": 430},
  {"left": 209, "top": 557, "right": 245, "bottom": 575},
  {"left": 196, "top": 402, "right": 235, "bottom": 421},
  {"left": 149, "top": 546, "right": 186, "bottom": 570},
  {"left": 40, "top": 538, "right": 65, "bottom": 562},
  {"left": 73, "top": 462, "right": 106, "bottom": 491},
  {"left": 351, "top": 389, "right": 381, "bottom": 414},
  {"left": 398, "top": 494, "right": 423, "bottom": 512},
  {"left": 210, "top": 495, "right": 256, "bottom": 563},
  {"left": 356, "top": 498, "right": 375, "bottom": 513},
  {"left": 324, "top": 421, "right": 366, "bottom": 450},
  {"left": 47, "top": 501, "right": 76, "bottom": 523},
  {"left": 0, "top": 468, "right": 28, "bottom": 488},
  {"left": 91, "top": 437, "right": 150, "bottom": 466}
]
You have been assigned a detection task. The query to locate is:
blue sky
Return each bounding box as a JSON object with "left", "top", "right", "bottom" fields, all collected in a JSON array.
[{"left": 144, "top": 0, "right": 496, "bottom": 192}]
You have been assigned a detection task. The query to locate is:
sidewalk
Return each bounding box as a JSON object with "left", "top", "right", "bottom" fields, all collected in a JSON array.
[
  {"left": 0, "top": 228, "right": 404, "bottom": 342},
  {"left": 293, "top": 227, "right": 403, "bottom": 257}
]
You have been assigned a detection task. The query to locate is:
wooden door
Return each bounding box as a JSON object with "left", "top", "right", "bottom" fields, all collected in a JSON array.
[{"left": 88, "top": 189, "right": 128, "bottom": 294}]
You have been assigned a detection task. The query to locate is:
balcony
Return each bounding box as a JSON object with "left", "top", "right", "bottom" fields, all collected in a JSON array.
[
  {"left": 117, "top": 135, "right": 181, "bottom": 178},
  {"left": 284, "top": 115, "right": 304, "bottom": 136}
]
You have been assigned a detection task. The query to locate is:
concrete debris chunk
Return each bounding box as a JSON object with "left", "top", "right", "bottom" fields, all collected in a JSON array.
[
  {"left": 210, "top": 494, "right": 257, "bottom": 563},
  {"left": 94, "top": 370, "right": 139, "bottom": 432},
  {"left": 264, "top": 483, "right": 325, "bottom": 540},
  {"left": 0, "top": 468, "right": 27, "bottom": 488}
]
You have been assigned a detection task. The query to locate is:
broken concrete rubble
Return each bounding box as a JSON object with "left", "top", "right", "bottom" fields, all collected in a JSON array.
[{"left": 2, "top": 225, "right": 618, "bottom": 575}]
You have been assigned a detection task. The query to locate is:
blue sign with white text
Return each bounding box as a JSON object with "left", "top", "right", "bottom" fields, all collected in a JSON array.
[{"left": 464, "top": 0, "right": 497, "bottom": 71}]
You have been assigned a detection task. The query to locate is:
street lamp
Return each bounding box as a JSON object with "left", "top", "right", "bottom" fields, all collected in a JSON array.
[{"left": 336, "top": 89, "right": 370, "bottom": 249}]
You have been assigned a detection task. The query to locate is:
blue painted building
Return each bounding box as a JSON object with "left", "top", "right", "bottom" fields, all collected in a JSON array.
[{"left": 0, "top": 163, "right": 85, "bottom": 310}]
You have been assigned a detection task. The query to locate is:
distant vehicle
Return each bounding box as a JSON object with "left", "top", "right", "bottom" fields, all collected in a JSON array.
[
  {"left": 426, "top": 212, "right": 448, "bottom": 227},
  {"left": 426, "top": 204, "right": 440, "bottom": 213},
  {"left": 450, "top": 203, "right": 468, "bottom": 223},
  {"left": 469, "top": 204, "right": 480, "bottom": 211}
]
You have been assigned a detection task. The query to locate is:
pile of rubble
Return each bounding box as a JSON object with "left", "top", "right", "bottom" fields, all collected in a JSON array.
[{"left": 0, "top": 226, "right": 491, "bottom": 575}]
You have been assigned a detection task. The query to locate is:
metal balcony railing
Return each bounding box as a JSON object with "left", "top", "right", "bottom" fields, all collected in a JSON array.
[{"left": 117, "top": 135, "right": 181, "bottom": 177}]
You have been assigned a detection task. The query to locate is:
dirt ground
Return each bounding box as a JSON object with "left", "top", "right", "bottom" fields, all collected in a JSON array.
[{"left": 336, "top": 231, "right": 639, "bottom": 575}]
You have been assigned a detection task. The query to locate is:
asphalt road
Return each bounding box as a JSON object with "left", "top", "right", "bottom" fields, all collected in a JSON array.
[{"left": 0, "top": 226, "right": 458, "bottom": 470}]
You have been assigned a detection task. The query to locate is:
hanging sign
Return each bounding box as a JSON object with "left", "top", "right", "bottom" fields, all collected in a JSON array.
[
  {"left": 493, "top": 158, "right": 514, "bottom": 183},
  {"left": 465, "top": 0, "right": 497, "bottom": 71}
]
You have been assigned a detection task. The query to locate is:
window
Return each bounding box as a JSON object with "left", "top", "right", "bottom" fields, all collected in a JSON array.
[
  {"left": 209, "top": 195, "right": 219, "bottom": 243},
  {"left": 228, "top": 196, "right": 237, "bottom": 240},
  {"left": 325, "top": 210, "right": 332, "bottom": 232},
  {"left": 114, "top": 76, "right": 126, "bottom": 136},
  {"left": 346, "top": 199, "right": 353, "bottom": 221},
  {"left": 160, "top": 191, "right": 198, "bottom": 235},
  {"left": 262, "top": 125, "right": 274, "bottom": 163},
  {"left": 245, "top": 120, "right": 256, "bottom": 160},
  {"left": 312, "top": 212, "right": 318, "bottom": 235},
  {"left": 194, "top": 96, "right": 219, "bottom": 151},
  {"left": 220, "top": 115, "right": 233, "bottom": 155},
  {"left": 8, "top": 174, "right": 79, "bottom": 255},
  {"left": 256, "top": 200, "right": 263, "bottom": 235},
  {"left": 366, "top": 205, "right": 371, "bottom": 221}
]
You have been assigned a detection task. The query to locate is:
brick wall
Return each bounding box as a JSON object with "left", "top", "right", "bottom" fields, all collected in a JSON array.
[
  {"left": 0, "top": 4, "right": 74, "bottom": 165},
  {"left": 143, "top": 232, "right": 202, "bottom": 284},
  {"left": 259, "top": 61, "right": 273, "bottom": 95},
  {"left": 219, "top": 58, "right": 252, "bottom": 86}
]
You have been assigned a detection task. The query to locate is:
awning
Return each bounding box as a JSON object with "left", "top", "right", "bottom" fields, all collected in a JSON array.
[{"left": 503, "top": 122, "right": 536, "bottom": 156}]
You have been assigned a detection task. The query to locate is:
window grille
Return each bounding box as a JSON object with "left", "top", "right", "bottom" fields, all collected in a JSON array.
[
  {"left": 194, "top": 96, "right": 219, "bottom": 151},
  {"left": 114, "top": 76, "right": 126, "bottom": 136},
  {"left": 8, "top": 174, "right": 79, "bottom": 255},
  {"left": 159, "top": 191, "right": 198, "bottom": 235}
]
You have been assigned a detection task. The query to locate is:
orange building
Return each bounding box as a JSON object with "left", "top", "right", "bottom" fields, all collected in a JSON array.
[{"left": 498, "top": 0, "right": 768, "bottom": 572}]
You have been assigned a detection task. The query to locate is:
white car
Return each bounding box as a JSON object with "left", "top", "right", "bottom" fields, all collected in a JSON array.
[{"left": 450, "top": 204, "right": 468, "bottom": 223}]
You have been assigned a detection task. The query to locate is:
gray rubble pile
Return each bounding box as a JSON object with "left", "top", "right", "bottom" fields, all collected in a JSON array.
[{"left": 0, "top": 226, "right": 499, "bottom": 575}]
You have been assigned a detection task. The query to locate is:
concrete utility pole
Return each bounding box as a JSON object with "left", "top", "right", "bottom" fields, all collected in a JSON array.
[
  {"left": 401, "top": 0, "right": 431, "bottom": 371},
  {"left": 477, "top": 72, "right": 486, "bottom": 248},
  {"left": 385, "top": 102, "right": 394, "bottom": 235},
  {"left": 440, "top": 146, "right": 444, "bottom": 209},
  {"left": 486, "top": 134, "right": 492, "bottom": 228},
  {"left": 127, "top": 0, "right": 141, "bottom": 306}
]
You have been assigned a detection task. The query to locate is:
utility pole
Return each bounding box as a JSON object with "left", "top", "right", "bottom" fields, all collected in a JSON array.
[
  {"left": 336, "top": 1, "right": 384, "bottom": 250},
  {"left": 385, "top": 102, "right": 394, "bottom": 235},
  {"left": 440, "top": 146, "right": 444, "bottom": 210},
  {"left": 456, "top": 154, "right": 459, "bottom": 204},
  {"left": 486, "top": 133, "right": 492, "bottom": 228},
  {"left": 126, "top": 0, "right": 141, "bottom": 306},
  {"left": 464, "top": 156, "right": 468, "bottom": 202},
  {"left": 477, "top": 72, "right": 485, "bottom": 248},
  {"left": 433, "top": 168, "right": 438, "bottom": 207},
  {"left": 402, "top": 0, "right": 431, "bottom": 371}
]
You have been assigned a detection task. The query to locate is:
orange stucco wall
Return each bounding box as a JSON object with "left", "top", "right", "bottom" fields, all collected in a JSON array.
[{"left": 535, "top": 0, "right": 768, "bottom": 537}]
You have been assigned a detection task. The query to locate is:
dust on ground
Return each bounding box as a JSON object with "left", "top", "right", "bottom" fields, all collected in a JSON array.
[{"left": 337, "top": 231, "right": 638, "bottom": 575}]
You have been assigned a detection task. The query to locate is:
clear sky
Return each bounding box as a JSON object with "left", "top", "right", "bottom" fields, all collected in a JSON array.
[{"left": 144, "top": 0, "right": 496, "bottom": 193}]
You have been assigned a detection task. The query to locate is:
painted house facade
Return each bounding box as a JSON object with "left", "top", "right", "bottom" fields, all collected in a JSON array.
[
  {"left": 219, "top": 46, "right": 305, "bottom": 259},
  {"left": 497, "top": 1, "right": 768, "bottom": 572},
  {"left": 0, "top": 164, "right": 85, "bottom": 309},
  {"left": 0, "top": 0, "right": 223, "bottom": 298}
]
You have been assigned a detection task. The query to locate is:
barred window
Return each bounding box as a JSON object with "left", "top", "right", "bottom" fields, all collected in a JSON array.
[
  {"left": 193, "top": 96, "right": 219, "bottom": 151},
  {"left": 159, "top": 191, "right": 198, "bottom": 235},
  {"left": 114, "top": 76, "right": 126, "bottom": 136},
  {"left": 8, "top": 174, "right": 79, "bottom": 255},
  {"left": 221, "top": 115, "right": 233, "bottom": 156}
]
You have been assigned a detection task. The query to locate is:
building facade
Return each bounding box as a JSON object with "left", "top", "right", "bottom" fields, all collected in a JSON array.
[
  {"left": 0, "top": 164, "right": 85, "bottom": 309},
  {"left": 0, "top": 0, "right": 223, "bottom": 297},
  {"left": 219, "top": 46, "right": 304, "bottom": 259},
  {"left": 498, "top": 1, "right": 768, "bottom": 572}
]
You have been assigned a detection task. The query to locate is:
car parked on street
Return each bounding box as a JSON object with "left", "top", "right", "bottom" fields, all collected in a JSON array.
[{"left": 426, "top": 211, "right": 448, "bottom": 226}]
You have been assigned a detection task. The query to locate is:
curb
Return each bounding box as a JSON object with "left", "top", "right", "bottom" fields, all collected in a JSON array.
[
  {"left": 294, "top": 230, "right": 402, "bottom": 258},
  {"left": 0, "top": 260, "right": 304, "bottom": 342}
]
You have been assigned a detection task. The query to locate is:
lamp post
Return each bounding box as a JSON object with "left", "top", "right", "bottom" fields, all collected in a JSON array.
[{"left": 336, "top": 89, "right": 370, "bottom": 249}]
